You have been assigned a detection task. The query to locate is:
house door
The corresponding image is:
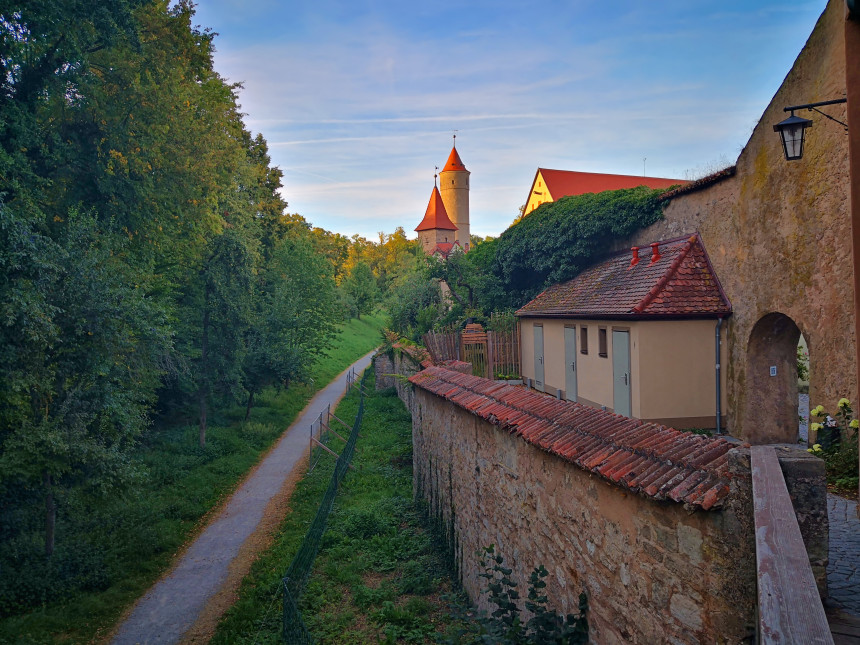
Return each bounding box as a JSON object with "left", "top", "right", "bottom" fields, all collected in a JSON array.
[
  {"left": 612, "top": 330, "right": 631, "bottom": 417},
  {"left": 564, "top": 326, "right": 577, "bottom": 402},
  {"left": 534, "top": 325, "right": 545, "bottom": 392}
]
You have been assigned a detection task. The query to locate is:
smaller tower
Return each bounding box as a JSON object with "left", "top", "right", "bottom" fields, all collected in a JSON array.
[
  {"left": 415, "top": 180, "right": 458, "bottom": 256},
  {"left": 439, "top": 139, "right": 470, "bottom": 250}
]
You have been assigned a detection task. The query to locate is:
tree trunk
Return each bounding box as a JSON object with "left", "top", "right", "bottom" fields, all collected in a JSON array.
[
  {"left": 244, "top": 390, "right": 254, "bottom": 421},
  {"left": 199, "top": 391, "right": 207, "bottom": 448},
  {"left": 199, "top": 282, "right": 210, "bottom": 448},
  {"left": 44, "top": 471, "right": 55, "bottom": 557}
]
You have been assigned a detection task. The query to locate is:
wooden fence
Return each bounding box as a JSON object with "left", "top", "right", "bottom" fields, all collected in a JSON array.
[{"left": 423, "top": 323, "right": 520, "bottom": 380}]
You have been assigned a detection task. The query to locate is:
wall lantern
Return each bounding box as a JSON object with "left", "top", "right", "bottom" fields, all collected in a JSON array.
[{"left": 774, "top": 98, "right": 847, "bottom": 161}]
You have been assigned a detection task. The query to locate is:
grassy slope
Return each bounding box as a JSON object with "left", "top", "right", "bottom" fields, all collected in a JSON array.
[
  {"left": 0, "top": 312, "right": 386, "bottom": 645},
  {"left": 210, "top": 371, "right": 459, "bottom": 644}
]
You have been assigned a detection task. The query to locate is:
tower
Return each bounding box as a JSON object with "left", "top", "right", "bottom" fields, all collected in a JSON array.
[
  {"left": 415, "top": 182, "right": 458, "bottom": 256},
  {"left": 439, "top": 140, "right": 470, "bottom": 251}
]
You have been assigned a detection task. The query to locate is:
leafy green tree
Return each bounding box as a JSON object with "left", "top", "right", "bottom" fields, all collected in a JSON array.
[
  {"left": 0, "top": 209, "right": 170, "bottom": 555},
  {"left": 242, "top": 234, "right": 338, "bottom": 419},
  {"left": 181, "top": 231, "right": 254, "bottom": 447},
  {"left": 344, "top": 260, "right": 378, "bottom": 319}
]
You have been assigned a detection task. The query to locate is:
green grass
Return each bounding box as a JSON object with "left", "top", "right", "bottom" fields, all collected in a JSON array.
[
  {"left": 209, "top": 370, "right": 460, "bottom": 644},
  {"left": 0, "top": 313, "right": 386, "bottom": 645}
]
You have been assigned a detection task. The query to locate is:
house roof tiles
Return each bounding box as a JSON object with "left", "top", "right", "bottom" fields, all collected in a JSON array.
[
  {"left": 516, "top": 233, "right": 731, "bottom": 319},
  {"left": 408, "top": 366, "right": 739, "bottom": 510},
  {"left": 536, "top": 168, "right": 685, "bottom": 201}
]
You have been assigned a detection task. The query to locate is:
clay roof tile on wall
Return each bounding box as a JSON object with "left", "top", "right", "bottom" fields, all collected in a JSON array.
[
  {"left": 409, "top": 367, "right": 741, "bottom": 510},
  {"left": 516, "top": 233, "right": 731, "bottom": 319}
]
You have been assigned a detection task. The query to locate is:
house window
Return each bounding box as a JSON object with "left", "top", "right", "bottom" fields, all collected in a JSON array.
[
  {"left": 599, "top": 328, "right": 607, "bottom": 357},
  {"left": 580, "top": 326, "right": 588, "bottom": 354}
]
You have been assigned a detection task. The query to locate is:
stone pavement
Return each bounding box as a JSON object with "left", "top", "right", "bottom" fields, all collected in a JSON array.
[
  {"left": 828, "top": 493, "right": 860, "bottom": 616},
  {"left": 111, "top": 350, "right": 376, "bottom": 645}
]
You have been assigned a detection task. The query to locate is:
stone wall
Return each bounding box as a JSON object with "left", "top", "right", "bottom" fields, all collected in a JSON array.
[
  {"left": 623, "top": 0, "right": 855, "bottom": 441},
  {"left": 404, "top": 365, "right": 829, "bottom": 644}
]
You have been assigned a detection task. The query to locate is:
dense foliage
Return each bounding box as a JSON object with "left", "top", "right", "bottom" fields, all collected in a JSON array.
[
  {"left": 389, "top": 187, "right": 669, "bottom": 338},
  {"left": 0, "top": 0, "right": 409, "bottom": 621}
]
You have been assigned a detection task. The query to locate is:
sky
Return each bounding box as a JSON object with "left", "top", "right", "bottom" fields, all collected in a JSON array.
[{"left": 191, "top": 0, "right": 827, "bottom": 240}]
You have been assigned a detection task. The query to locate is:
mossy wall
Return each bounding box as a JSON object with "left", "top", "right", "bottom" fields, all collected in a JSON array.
[{"left": 627, "top": 0, "right": 854, "bottom": 442}]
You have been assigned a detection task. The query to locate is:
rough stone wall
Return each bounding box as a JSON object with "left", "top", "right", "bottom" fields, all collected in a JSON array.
[
  {"left": 373, "top": 349, "right": 422, "bottom": 411},
  {"left": 412, "top": 388, "right": 758, "bottom": 644},
  {"left": 624, "top": 0, "right": 855, "bottom": 441}
]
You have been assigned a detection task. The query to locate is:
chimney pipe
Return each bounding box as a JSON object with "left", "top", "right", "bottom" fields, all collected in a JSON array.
[
  {"left": 629, "top": 247, "right": 640, "bottom": 269},
  {"left": 649, "top": 242, "right": 661, "bottom": 264}
]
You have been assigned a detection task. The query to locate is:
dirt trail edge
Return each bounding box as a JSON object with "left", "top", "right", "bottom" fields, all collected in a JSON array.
[{"left": 110, "top": 351, "right": 376, "bottom": 645}]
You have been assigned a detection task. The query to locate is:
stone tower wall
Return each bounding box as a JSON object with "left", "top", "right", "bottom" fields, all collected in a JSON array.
[{"left": 440, "top": 169, "right": 470, "bottom": 250}]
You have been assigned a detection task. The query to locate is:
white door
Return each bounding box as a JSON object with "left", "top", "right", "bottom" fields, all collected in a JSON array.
[
  {"left": 612, "top": 330, "right": 631, "bottom": 417},
  {"left": 534, "top": 325, "right": 545, "bottom": 392},
  {"left": 564, "top": 326, "right": 577, "bottom": 402}
]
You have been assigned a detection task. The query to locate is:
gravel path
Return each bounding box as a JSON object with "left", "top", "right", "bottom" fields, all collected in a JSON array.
[
  {"left": 111, "top": 351, "right": 376, "bottom": 645},
  {"left": 828, "top": 494, "right": 860, "bottom": 617}
]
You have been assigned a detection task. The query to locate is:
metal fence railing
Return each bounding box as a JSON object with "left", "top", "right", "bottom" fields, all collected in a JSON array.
[{"left": 282, "top": 368, "right": 368, "bottom": 643}]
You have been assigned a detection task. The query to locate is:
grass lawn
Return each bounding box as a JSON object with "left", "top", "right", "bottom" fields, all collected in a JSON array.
[
  {"left": 210, "top": 370, "right": 462, "bottom": 644},
  {"left": 0, "top": 312, "right": 386, "bottom": 645}
]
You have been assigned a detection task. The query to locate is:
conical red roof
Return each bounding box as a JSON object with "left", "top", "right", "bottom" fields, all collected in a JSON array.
[
  {"left": 415, "top": 185, "right": 458, "bottom": 231},
  {"left": 441, "top": 146, "right": 467, "bottom": 172}
]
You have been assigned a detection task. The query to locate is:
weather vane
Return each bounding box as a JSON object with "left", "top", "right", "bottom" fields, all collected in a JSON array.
[
  {"left": 434, "top": 166, "right": 439, "bottom": 185},
  {"left": 453, "top": 130, "right": 458, "bottom": 144}
]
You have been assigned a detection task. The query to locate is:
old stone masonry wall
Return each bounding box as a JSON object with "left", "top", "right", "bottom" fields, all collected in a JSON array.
[{"left": 411, "top": 387, "right": 755, "bottom": 644}]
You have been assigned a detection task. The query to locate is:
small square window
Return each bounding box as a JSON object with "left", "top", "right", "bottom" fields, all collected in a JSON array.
[
  {"left": 599, "top": 328, "right": 608, "bottom": 357},
  {"left": 580, "top": 326, "right": 588, "bottom": 354}
]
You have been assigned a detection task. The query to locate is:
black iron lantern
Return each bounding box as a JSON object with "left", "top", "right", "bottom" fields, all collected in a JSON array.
[{"left": 773, "top": 112, "right": 813, "bottom": 161}]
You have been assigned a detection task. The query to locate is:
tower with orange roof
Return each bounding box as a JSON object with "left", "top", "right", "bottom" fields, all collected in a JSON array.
[
  {"left": 415, "top": 183, "right": 458, "bottom": 256},
  {"left": 438, "top": 140, "right": 470, "bottom": 251}
]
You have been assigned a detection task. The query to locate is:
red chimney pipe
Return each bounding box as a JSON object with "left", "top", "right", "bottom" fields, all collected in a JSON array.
[
  {"left": 649, "top": 242, "right": 661, "bottom": 264},
  {"left": 629, "top": 246, "right": 640, "bottom": 269}
]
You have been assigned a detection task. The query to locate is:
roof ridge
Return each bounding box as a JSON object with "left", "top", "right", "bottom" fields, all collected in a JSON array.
[{"left": 632, "top": 235, "right": 698, "bottom": 314}]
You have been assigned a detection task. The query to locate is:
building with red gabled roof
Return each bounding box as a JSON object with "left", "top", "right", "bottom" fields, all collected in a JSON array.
[
  {"left": 415, "top": 184, "right": 458, "bottom": 256},
  {"left": 524, "top": 168, "right": 686, "bottom": 216},
  {"left": 516, "top": 233, "right": 730, "bottom": 430}
]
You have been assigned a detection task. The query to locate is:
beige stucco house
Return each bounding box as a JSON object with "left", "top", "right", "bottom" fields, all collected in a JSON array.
[{"left": 517, "top": 234, "right": 731, "bottom": 431}]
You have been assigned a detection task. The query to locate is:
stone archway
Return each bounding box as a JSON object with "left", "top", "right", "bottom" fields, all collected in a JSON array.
[{"left": 744, "top": 312, "right": 802, "bottom": 444}]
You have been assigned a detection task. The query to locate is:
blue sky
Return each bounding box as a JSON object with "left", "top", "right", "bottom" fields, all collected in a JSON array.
[{"left": 192, "top": 1, "right": 826, "bottom": 239}]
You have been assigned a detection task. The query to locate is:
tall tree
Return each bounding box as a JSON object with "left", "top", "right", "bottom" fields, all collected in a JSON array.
[{"left": 343, "top": 260, "right": 377, "bottom": 320}]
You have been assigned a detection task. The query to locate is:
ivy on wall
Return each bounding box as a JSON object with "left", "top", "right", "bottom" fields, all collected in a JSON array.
[{"left": 480, "top": 186, "right": 671, "bottom": 308}]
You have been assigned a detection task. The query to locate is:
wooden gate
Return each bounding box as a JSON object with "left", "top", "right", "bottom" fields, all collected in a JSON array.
[
  {"left": 461, "top": 323, "right": 490, "bottom": 379},
  {"left": 423, "top": 323, "right": 520, "bottom": 380}
]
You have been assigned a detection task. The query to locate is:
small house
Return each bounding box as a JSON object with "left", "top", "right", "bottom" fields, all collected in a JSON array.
[{"left": 516, "top": 234, "right": 731, "bottom": 430}]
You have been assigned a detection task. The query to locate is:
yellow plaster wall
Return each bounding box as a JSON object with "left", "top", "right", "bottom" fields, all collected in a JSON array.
[{"left": 524, "top": 170, "right": 551, "bottom": 215}]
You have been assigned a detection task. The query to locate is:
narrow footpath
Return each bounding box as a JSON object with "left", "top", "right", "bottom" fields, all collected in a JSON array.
[{"left": 111, "top": 351, "right": 376, "bottom": 645}]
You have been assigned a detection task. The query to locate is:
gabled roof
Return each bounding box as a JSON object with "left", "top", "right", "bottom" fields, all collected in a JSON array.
[
  {"left": 441, "top": 146, "right": 468, "bottom": 172},
  {"left": 415, "top": 185, "right": 457, "bottom": 232},
  {"left": 516, "top": 233, "right": 731, "bottom": 319},
  {"left": 408, "top": 366, "right": 737, "bottom": 510},
  {"left": 430, "top": 240, "right": 462, "bottom": 258},
  {"left": 533, "top": 168, "right": 685, "bottom": 201}
]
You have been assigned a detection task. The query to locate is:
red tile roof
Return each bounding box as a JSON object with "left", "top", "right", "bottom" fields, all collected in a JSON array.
[
  {"left": 516, "top": 233, "right": 731, "bottom": 319},
  {"left": 409, "top": 366, "right": 737, "bottom": 510},
  {"left": 441, "top": 146, "right": 468, "bottom": 172},
  {"left": 658, "top": 166, "right": 736, "bottom": 202},
  {"left": 430, "top": 240, "right": 462, "bottom": 258},
  {"left": 415, "top": 185, "right": 457, "bottom": 232},
  {"left": 535, "top": 168, "right": 685, "bottom": 201}
]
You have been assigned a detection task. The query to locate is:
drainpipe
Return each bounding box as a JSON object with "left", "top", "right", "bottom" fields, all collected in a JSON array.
[{"left": 715, "top": 317, "right": 723, "bottom": 435}]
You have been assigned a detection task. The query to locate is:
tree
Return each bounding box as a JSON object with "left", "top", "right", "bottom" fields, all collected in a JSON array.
[
  {"left": 0, "top": 209, "right": 170, "bottom": 555},
  {"left": 183, "top": 231, "right": 254, "bottom": 447},
  {"left": 343, "top": 260, "right": 377, "bottom": 319},
  {"left": 242, "top": 234, "right": 338, "bottom": 419}
]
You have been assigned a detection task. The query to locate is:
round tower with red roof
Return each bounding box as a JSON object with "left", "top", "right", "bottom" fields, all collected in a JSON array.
[{"left": 439, "top": 141, "right": 470, "bottom": 251}]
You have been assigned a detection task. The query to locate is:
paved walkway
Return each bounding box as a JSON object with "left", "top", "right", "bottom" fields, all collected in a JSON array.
[
  {"left": 112, "top": 351, "right": 376, "bottom": 645},
  {"left": 828, "top": 493, "right": 860, "bottom": 616}
]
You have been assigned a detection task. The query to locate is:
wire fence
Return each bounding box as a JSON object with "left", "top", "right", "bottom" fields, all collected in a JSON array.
[{"left": 282, "top": 368, "right": 368, "bottom": 644}]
